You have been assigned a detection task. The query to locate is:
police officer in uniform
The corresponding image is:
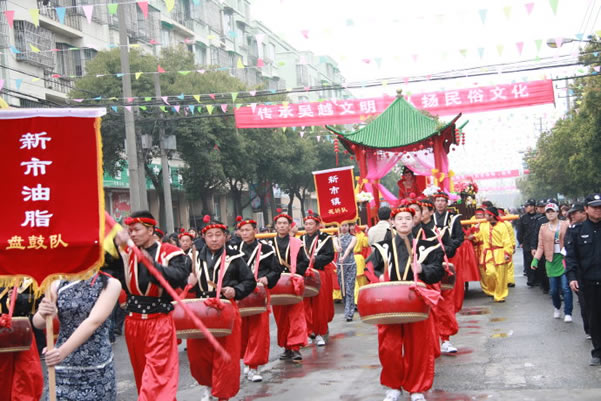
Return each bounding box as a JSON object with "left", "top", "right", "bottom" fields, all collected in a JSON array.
[
  {"left": 517, "top": 199, "right": 538, "bottom": 286},
  {"left": 566, "top": 193, "right": 601, "bottom": 366}
]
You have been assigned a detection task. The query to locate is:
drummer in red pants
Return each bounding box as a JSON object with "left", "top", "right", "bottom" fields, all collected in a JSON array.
[
  {"left": 265, "top": 209, "right": 310, "bottom": 361},
  {"left": 0, "top": 280, "right": 43, "bottom": 401},
  {"left": 186, "top": 218, "right": 256, "bottom": 401},
  {"left": 366, "top": 207, "right": 444, "bottom": 401},
  {"left": 301, "top": 210, "right": 335, "bottom": 346},
  {"left": 234, "top": 216, "right": 282, "bottom": 382}
]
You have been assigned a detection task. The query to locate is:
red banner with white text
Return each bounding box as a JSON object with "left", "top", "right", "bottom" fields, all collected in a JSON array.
[
  {"left": 408, "top": 79, "right": 555, "bottom": 116},
  {"left": 0, "top": 109, "right": 106, "bottom": 292},
  {"left": 235, "top": 96, "right": 393, "bottom": 128},
  {"left": 313, "top": 166, "right": 358, "bottom": 225}
]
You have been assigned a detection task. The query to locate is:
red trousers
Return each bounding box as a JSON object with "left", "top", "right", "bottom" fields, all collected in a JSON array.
[
  {"left": 0, "top": 334, "right": 43, "bottom": 401},
  {"left": 273, "top": 301, "right": 307, "bottom": 351},
  {"left": 378, "top": 316, "right": 436, "bottom": 393},
  {"left": 324, "top": 263, "right": 336, "bottom": 322},
  {"left": 304, "top": 270, "right": 330, "bottom": 336},
  {"left": 125, "top": 313, "right": 179, "bottom": 401},
  {"left": 432, "top": 288, "right": 458, "bottom": 342},
  {"left": 240, "top": 310, "right": 270, "bottom": 369},
  {"left": 188, "top": 310, "right": 241, "bottom": 400},
  {"left": 449, "top": 253, "right": 465, "bottom": 313}
]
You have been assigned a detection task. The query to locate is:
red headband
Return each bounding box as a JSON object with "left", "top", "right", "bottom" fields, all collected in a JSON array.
[
  {"left": 236, "top": 218, "right": 257, "bottom": 229},
  {"left": 391, "top": 207, "right": 416, "bottom": 217},
  {"left": 433, "top": 192, "right": 449, "bottom": 200},
  {"left": 154, "top": 228, "right": 165, "bottom": 237},
  {"left": 274, "top": 209, "right": 293, "bottom": 223},
  {"left": 124, "top": 217, "right": 157, "bottom": 227},
  {"left": 304, "top": 209, "right": 321, "bottom": 223},
  {"left": 484, "top": 209, "right": 498, "bottom": 219},
  {"left": 178, "top": 232, "right": 194, "bottom": 239},
  {"left": 201, "top": 223, "right": 228, "bottom": 235}
]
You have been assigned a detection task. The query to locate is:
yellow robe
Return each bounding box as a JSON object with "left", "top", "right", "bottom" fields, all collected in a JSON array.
[
  {"left": 475, "top": 221, "right": 513, "bottom": 302},
  {"left": 503, "top": 221, "right": 516, "bottom": 285},
  {"left": 353, "top": 231, "right": 370, "bottom": 304}
]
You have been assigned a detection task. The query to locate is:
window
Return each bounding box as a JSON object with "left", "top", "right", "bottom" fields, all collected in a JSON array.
[
  {"left": 14, "top": 20, "right": 55, "bottom": 69},
  {"left": 0, "top": 0, "right": 8, "bottom": 49},
  {"left": 161, "top": 28, "right": 171, "bottom": 47},
  {"left": 206, "top": 1, "right": 222, "bottom": 33},
  {"left": 296, "top": 64, "right": 309, "bottom": 86},
  {"left": 195, "top": 44, "right": 207, "bottom": 66},
  {"left": 224, "top": 11, "right": 233, "bottom": 35}
]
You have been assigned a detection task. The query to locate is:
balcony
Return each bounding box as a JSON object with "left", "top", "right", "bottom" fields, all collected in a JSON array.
[
  {"left": 44, "top": 71, "right": 74, "bottom": 94},
  {"left": 38, "top": 0, "right": 81, "bottom": 32}
]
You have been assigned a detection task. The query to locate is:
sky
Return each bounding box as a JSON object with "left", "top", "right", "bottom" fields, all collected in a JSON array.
[{"left": 250, "top": 0, "right": 600, "bottom": 200}]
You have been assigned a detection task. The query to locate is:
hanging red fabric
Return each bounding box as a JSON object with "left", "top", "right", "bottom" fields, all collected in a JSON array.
[{"left": 0, "top": 283, "right": 19, "bottom": 328}]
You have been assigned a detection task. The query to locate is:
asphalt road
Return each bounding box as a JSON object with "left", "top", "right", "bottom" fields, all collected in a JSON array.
[{"left": 105, "top": 249, "right": 601, "bottom": 400}]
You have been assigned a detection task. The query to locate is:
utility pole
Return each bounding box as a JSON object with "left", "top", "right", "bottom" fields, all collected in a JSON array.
[
  {"left": 153, "top": 72, "right": 175, "bottom": 232},
  {"left": 118, "top": 0, "right": 147, "bottom": 211}
]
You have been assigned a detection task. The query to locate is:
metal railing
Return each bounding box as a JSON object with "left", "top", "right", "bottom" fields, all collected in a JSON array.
[{"left": 37, "top": 0, "right": 81, "bottom": 31}]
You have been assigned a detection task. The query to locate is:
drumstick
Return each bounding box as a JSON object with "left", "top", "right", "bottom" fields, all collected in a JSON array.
[{"left": 105, "top": 213, "right": 230, "bottom": 361}]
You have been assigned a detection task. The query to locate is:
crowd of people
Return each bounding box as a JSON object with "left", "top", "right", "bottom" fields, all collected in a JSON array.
[{"left": 2, "top": 190, "right": 601, "bottom": 401}]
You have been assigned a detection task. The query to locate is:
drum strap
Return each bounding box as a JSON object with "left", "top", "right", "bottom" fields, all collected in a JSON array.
[
  {"left": 274, "top": 236, "right": 294, "bottom": 273},
  {"left": 253, "top": 243, "right": 262, "bottom": 281},
  {"left": 434, "top": 227, "right": 454, "bottom": 277}
]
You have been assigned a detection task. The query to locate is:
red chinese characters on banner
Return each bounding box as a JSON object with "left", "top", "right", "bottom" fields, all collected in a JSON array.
[
  {"left": 313, "top": 166, "right": 358, "bottom": 225},
  {"left": 408, "top": 80, "right": 555, "bottom": 116},
  {"left": 0, "top": 109, "right": 105, "bottom": 288},
  {"left": 235, "top": 96, "right": 393, "bottom": 128}
]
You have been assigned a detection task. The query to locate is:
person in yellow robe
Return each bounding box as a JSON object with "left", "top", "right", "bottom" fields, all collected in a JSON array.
[
  {"left": 475, "top": 207, "right": 513, "bottom": 302},
  {"left": 351, "top": 223, "right": 370, "bottom": 304},
  {"left": 499, "top": 208, "right": 516, "bottom": 287}
]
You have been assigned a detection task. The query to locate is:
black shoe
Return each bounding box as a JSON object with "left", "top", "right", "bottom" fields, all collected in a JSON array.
[
  {"left": 590, "top": 357, "right": 601, "bottom": 366},
  {"left": 292, "top": 350, "right": 302, "bottom": 361},
  {"left": 346, "top": 317, "right": 353, "bottom": 322},
  {"left": 279, "top": 349, "right": 293, "bottom": 360},
  {"left": 508, "top": 283, "right": 515, "bottom": 288}
]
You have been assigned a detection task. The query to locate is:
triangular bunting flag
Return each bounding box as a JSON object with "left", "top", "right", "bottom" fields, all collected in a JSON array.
[
  {"left": 549, "top": 0, "right": 558, "bottom": 16},
  {"left": 516, "top": 42, "right": 524, "bottom": 55},
  {"left": 237, "top": 58, "right": 244, "bottom": 68},
  {"left": 554, "top": 37, "right": 563, "bottom": 48},
  {"left": 164, "top": 0, "right": 175, "bottom": 12},
  {"left": 535, "top": 39, "right": 543, "bottom": 53},
  {"left": 108, "top": 3, "right": 118, "bottom": 15},
  {"left": 177, "top": 93, "right": 185, "bottom": 100},
  {"left": 503, "top": 6, "right": 512, "bottom": 19},
  {"left": 220, "top": 104, "right": 228, "bottom": 113},
  {"left": 139, "top": 106, "right": 147, "bottom": 111},
  {"left": 255, "top": 33, "right": 265, "bottom": 46},
  {"left": 135, "top": 72, "right": 143, "bottom": 80},
  {"left": 157, "top": 65, "right": 166, "bottom": 73},
  {"left": 29, "top": 8, "right": 40, "bottom": 27},
  {"left": 116, "top": 73, "right": 124, "bottom": 78},
  {"left": 0, "top": 79, "right": 3, "bottom": 92},
  {"left": 160, "top": 106, "right": 167, "bottom": 112},
  {"left": 250, "top": 103, "right": 257, "bottom": 113},
  {"left": 282, "top": 127, "right": 287, "bottom": 133},
  {"left": 525, "top": 2, "right": 535, "bottom": 15},
  {"left": 178, "top": 70, "right": 191, "bottom": 75},
  {"left": 173, "top": 105, "right": 180, "bottom": 113},
  {"left": 478, "top": 9, "right": 487, "bottom": 24},
  {"left": 29, "top": 44, "right": 40, "bottom": 52},
  {"left": 459, "top": 49, "right": 467, "bottom": 57},
  {"left": 82, "top": 5, "right": 94, "bottom": 24},
  {"left": 235, "top": 104, "right": 241, "bottom": 109},
  {"left": 4, "top": 10, "right": 14, "bottom": 28},
  {"left": 126, "top": 97, "right": 134, "bottom": 103},
  {"left": 231, "top": 92, "right": 238, "bottom": 102},
  {"left": 478, "top": 48, "right": 485, "bottom": 59},
  {"left": 497, "top": 44, "right": 504, "bottom": 56},
  {"left": 72, "top": 99, "right": 83, "bottom": 103},
  {"left": 15, "top": 78, "right": 22, "bottom": 90},
  {"left": 111, "top": 106, "right": 118, "bottom": 113},
  {"left": 144, "top": 97, "right": 151, "bottom": 101},
  {"left": 575, "top": 33, "right": 584, "bottom": 40},
  {"left": 188, "top": 105, "right": 195, "bottom": 114},
  {"left": 125, "top": 106, "right": 132, "bottom": 112},
  {"left": 316, "top": 135, "right": 321, "bottom": 142},
  {"left": 137, "top": 1, "right": 149, "bottom": 18},
  {"left": 300, "top": 29, "right": 309, "bottom": 39},
  {"left": 161, "top": 96, "right": 169, "bottom": 105},
  {"left": 249, "top": 90, "right": 256, "bottom": 96},
  {"left": 299, "top": 131, "right": 304, "bottom": 138},
  {"left": 257, "top": 58, "right": 264, "bottom": 67},
  {"left": 196, "top": 105, "right": 202, "bottom": 113},
  {"left": 209, "top": 94, "right": 216, "bottom": 100},
  {"left": 206, "top": 105, "right": 214, "bottom": 115},
  {"left": 411, "top": 54, "right": 418, "bottom": 63},
  {"left": 193, "top": 95, "right": 201, "bottom": 102}
]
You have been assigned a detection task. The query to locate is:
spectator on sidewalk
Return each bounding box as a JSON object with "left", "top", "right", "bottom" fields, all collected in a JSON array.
[
  {"left": 368, "top": 206, "right": 392, "bottom": 246},
  {"left": 531, "top": 203, "right": 572, "bottom": 322},
  {"left": 567, "top": 202, "right": 591, "bottom": 339},
  {"left": 517, "top": 199, "right": 539, "bottom": 285}
]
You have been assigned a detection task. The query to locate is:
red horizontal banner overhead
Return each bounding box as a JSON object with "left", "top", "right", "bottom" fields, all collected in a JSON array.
[
  {"left": 408, "top": 79, "right": 555, "bottom": 116},
  {"left": 456, "top": 169, "right": 521, "bottom": 181},
  {"left": 313, "top": 166, "right": 358, "bottom": 225},
  {"left": 0, "top": 109, "right": 105, "bottom": 290},
  {"left": 235, "top": 96, "right": 393, "bottom": 128}
]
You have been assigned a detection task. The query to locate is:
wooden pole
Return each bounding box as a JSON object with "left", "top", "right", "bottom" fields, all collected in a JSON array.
[
  {"left": 255, "top": 226, "right": 367, "bottom": 239},
  {"left": 45, "top": 287, "right": 56, "bottom": 401},
  {"left": 460, "top": 215, "right": 518, "bottom": 225}
]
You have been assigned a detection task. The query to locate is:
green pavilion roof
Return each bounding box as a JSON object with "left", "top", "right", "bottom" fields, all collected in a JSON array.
[{"left": 326, "top": 95, "right": 460, "bottom": 150}]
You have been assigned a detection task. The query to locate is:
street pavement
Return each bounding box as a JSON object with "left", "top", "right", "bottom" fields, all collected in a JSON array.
[{"left": 106, "top": 249, "right": 601, "bottom": 400}]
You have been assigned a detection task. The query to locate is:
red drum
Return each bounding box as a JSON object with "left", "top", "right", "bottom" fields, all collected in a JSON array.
[
  {"left": 270, "top": 273, "right": 304, "bottom": 305},
  {"left": 172, "top": 298, "right": 236, "bottom": 339},
  {"left": 237, "top": 284, "right": 268, "bottom": 317},
  {"left": 441, "top": 263, "right": 456, "bottom": 291},
  {"left": 0, "top": 317, "right": 33, "bottom": 353},
  {"left": 303, "top": 268, "right": 321, "bottom": 298},
  {"left": 357, "top": 281, "right": 430, "bottom": 325}
]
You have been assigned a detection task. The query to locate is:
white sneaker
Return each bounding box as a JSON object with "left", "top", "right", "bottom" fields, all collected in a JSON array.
[
  {"left": 199, "top": 386, "right": 211, "bottom": 401},
  {"left": 307, "top": 336, "right": 313, "bottom": 345},
  {"left": 315, "top": 335, "right": 326, "bottom": 346},
  {"left": 411, "top": 393, "right": 426, "bottom": 401},
  {"left": 383, "top": 389, "right": 402, "bottom": 401},
  {"left": 553, "top": 308, "right": 561, "bottom": 319},
  {"left": 247, "top": 368, "right": 263, "bottom": 382},
  {"left": 243, "top": 365, "right": 249, "bottom": 374},
  {"left": 564, "top": 314, "right": 573, "bottom": 323},
  {"left": 441, "top": 341, "right": 457, "bottom": 353}
]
